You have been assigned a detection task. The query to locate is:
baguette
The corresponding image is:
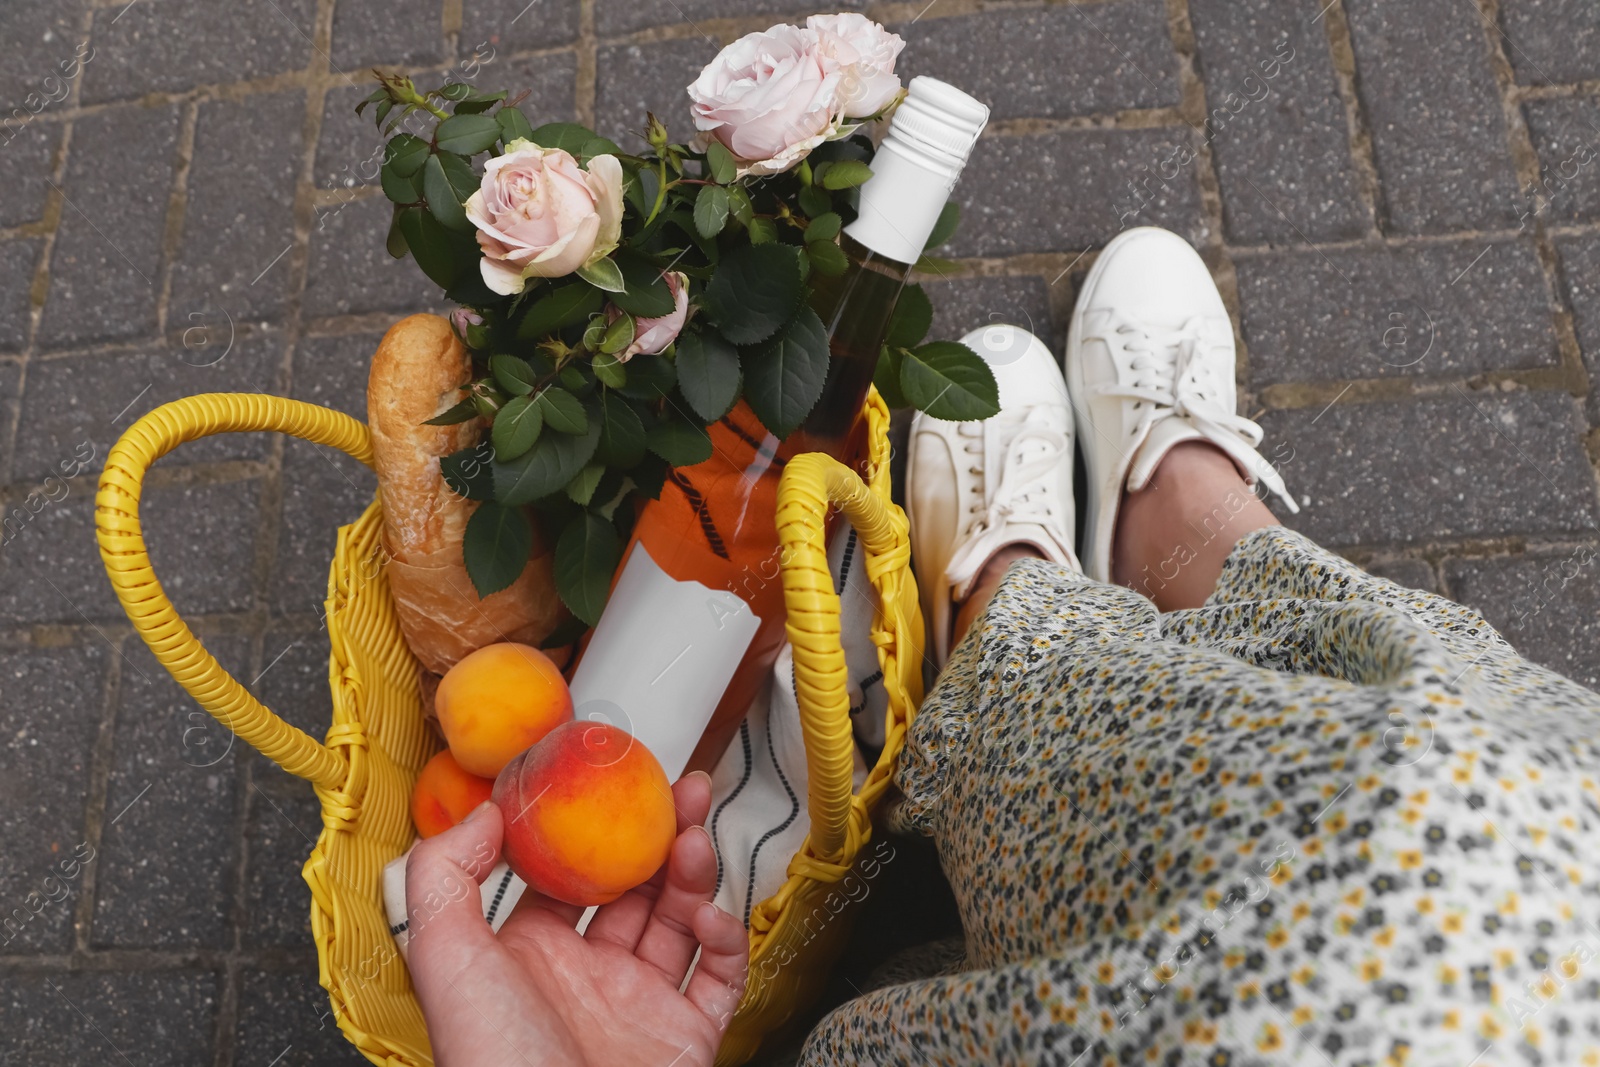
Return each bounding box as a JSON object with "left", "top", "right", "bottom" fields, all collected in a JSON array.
[{"left": 367, "top": 314, "right": 567, "bottom": 674}]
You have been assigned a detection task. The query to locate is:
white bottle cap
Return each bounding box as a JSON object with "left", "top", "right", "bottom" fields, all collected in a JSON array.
[{"left": 844, "top": 76, "right": 991, "bottom": 265}]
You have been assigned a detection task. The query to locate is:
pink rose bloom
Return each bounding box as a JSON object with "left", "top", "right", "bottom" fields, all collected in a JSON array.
[
  {"left": 687, "top": 24, "right": 843, "bottom": 176},
  {"left": 449, "top": 306, "right": 483, "bottom": 336},
  {"left": 807, "top": 14, "right": 905, "bottom": 118},
  {"left": 607, "top": 272, "right": 689, "bottom": 362},
  {"left": 465, "top": 139, "right": 624, "bottom": 296}
]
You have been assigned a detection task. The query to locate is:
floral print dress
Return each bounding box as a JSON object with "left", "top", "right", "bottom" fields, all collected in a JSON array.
[{"left": 800, "top": 526, "right": 1600, "bottom": 1067}]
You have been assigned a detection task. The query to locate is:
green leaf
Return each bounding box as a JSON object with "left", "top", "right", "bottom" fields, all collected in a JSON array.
[
  {"left": 423, "top": 153, "right": 472, "bottom": 231},
  {"left": 798, "top": 185, "right": 831, "bottom": 217},
  {"left": 873, "top": 346, "right": 910, "bottom": 409},
  {"left": 727, "top": 184, "right": 754, "bottom": 225},
  {"left": 494, "top": 420, "right": 601, "bottom": 505},
  {"left": 646, "top": 413, "right": 714, "bottom": 467},
  {"left": 806, "top": 239, "right": 848, "bottom": 277},
  {"left": 435, "top": 113, "right": 502, "bottom": 155},
  {"left": 804, "top": 212, "right": 841, "bottom": 243},
  {"left": 924, "top": 201, "right": 960, "bottom": 250},
  {"left": 518, "top": 282, "right": 602, "bottom": 341},
  {"left": 597, "top": 313, "right": 634, "bottom": 356},
  {"left": 381, "top": 159, "right": 422, "bottom": 204},
  {"left": 436, "top": 82, "right": 475, "bottom": 101},
  {"left": 579, "top": 136, "right": 622, "bottom": 161},
  {"left": 703, "top": 243, "right": 804, "bottom": 346},
  {"left": 675, "top": 330, "right": 741, "bottom": 422},
  {"left": 746, "top": 217, "right": 777, "bottom": 244},
  {"left": 490, "top": 354, "right": 538, "bottom": 396},
  {"left": 705, "top": 141, "right": 736, "bottom": 184},
  {"left": 491, "top": 395, "right": 543, "bottom": 460},
  {"left": 592, "top": 352, "right": 627, "bottom": 388},
  {"left": 463, "top": 501, "right": 533, "bottom": 597},
  {"left": 554, "top": 512, "right": 622, "bottom": 626},
  {"left": 384, "top": 134, "right": 430, "bottom": 177},
  {"left": 385, "top": 206, "right": 409, "bottom": 258},
  {"left": 741, "top": 305, "right": 831, "bottom": 439},
  {"left": 900, "top": 340, "right": 1001, "bottom": 422},
  {"left": 576, "top": 256, "right": 625, "bottom": 293},
  {"left": 534, "top": 387, "right": 588, "bottom": 434},
  {"left": 441, "top": 441, "right": 496, "bottom": 500},
  {"left": 565, "top": 463, "right": 605, "bottom": 506},
  {"left": 397, "top": 207, "right": 470, "bottom": 290},
  {"left": 615, "top": 355, "right": 676, "bottom": 400},
  {"left": 821, "top": 159, "right": 872, "bottom": 190},
  {"left": 528, "top": 122, "right": 600, "bottom": 154},
  {"left": 610, "top": 252, "right": 675, "bottom": 317},
  {"left": 497, "top": 106, "right": 535, "bottom": 144},
  {"left": 423, "top": 395, "right": 478, "bottom": 426},
  {"left": 630, "top": 453, "right": 668, "bottom": 499},
  {"left": 596, "top": 392, "right": 646, "bottom": 467},
  {"left": 885, "top": 283, "right": 932, "bottom": 349},
  {"left": 453, "top": 91, "right": 507, "bottom": 115},
  {"left": 694, "top": 184, "right": 729, "bottom": 239}
]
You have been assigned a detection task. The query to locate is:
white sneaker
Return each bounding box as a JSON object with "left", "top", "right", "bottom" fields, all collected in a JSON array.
[
  {"left": 1065, "top": 227, "right": 1298, "bottom": 584},
  {"left": 907, "top": 324, "right": 1081, "bottom": 667}
]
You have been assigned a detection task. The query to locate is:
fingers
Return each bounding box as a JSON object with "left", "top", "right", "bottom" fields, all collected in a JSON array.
[
  {"left": 632, "top": 822, "right": 723, "bottom": 986},
  {"left": 683, "top": 901, "right": 749, "bottom": 1032},
  {"left": 404, "top": 802, "right": 503, "bottom": 977},
  {"left": 584, "top": 773, "right": 714, "bottom": 953}
]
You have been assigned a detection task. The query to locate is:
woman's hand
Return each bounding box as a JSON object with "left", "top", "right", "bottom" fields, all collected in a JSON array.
[{"left": 405, "top": 771, "right": 749, "bottom": 1067}]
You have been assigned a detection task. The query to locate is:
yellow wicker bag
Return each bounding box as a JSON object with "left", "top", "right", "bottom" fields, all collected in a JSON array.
[{"left": 94, "top": 387, "right": 924, "bottom": 1066}]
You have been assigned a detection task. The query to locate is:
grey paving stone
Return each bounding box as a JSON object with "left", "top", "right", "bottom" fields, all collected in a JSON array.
[
  {"left": 82, "top": 0, "right": 314, "bottom": 103},
  {"left": 1556, "top": 234, "right": 1600, "bottom": 420},
  {"left": 0, "top": 120, "right": 59, "bottom": 228},
  {"left": 271, "top": 443, "right": 378, "bottom": 615},
  {"left": 304, "top": 194, "right": 447, "bottom": 319},
  {"left": 0, "top": 479, "right": 261, "bottom": 624},
  {"left": 0, "top": 238, "right": 39, "bottom": 352},
  {"left": 594, "top": 37, "right": 721, "bottom": 148},
  {"left": 242, "top": 787, "right": 322, "bottom": 948},
  {"left": 595, "top": 0, "right": 861, "bottom": 38},
  {"left": 1363, "top": 558, "right": 1438, "bottom": 594},
  {"left": 922, "top": 274, "right": 1056, "bottom": 353},
  {"left": 893, "top": 2, "right": 1178, "bottom": 120},
  {"left": 1497, "top": 0, "right": 1600, "bottom": 86},
  {"left": 0, "top": 643, "right": 106, "bottom": 953},
  {"left": 235, "top": 967, "right": 370, "bottom": 1066},
  {"left": 463, "top": 0, "right": 581, "bottom": 53},
  {"left": 1342, "top": 0, "right": 1523, "bottom": 235},
  {"left": 170, "top": 92, "right": 305, "bottom": 326},
  {"left": 0, "top": 0, "right": 85, "bottom": 114},
  {"left": 90, "top": 637, "right": 249, "bottom": 949},
  {"left": 1262, "top": 390, "right": 1600, "bottom": 547},
  {"left": 37, "top": 104, "right": 179, "bottom": 350},
  {"left": 0, "top": 969, "right": 219, "bottom": 1064},
  {"left": 0, "top": 359, "right": 20, "bottom": 482},
  {"left": 1236, "top": 239, "right": 1561, "bottom": 386},
  {"left": 944, "top": 128, "right": 1209, "bottom": 258},
  {"left": 497, "top": 49, "right": 580, "bottom": 126},
  {"left": 294, "top": 331, "right": 380, "bottom": 421},
  {"left": 332, "top": 0, "right": 443, "bottom": 71},
  {"left": 1521, "top": 97, "right": 1600, "bottom": 228},
  {"left": 1444, "top": 548, "right": 1600, "bottom": 690},
  {"left": 1189, "top": 0, "right": 1367, "bottom": 245},
  {"left": 11, "top": 331, "right": 283, "bottom": 485},
  {"left": 252, "top": 624, "right": 340, "bottom": 798}
]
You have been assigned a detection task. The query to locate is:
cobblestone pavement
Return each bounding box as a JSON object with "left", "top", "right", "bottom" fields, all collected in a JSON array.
[{"left": 2, "top": 0, "right": 1599, "bottom": 1063}]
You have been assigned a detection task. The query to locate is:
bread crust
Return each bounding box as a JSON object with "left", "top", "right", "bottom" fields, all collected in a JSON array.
[{"left": 368, "top": 314, "right": 566, "bottom": 673}]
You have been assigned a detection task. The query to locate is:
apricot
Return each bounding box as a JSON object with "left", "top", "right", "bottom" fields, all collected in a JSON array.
[
  {"left": 492, "top": 721, "right": 676, "bottom": 907},
  {"left": 411, "top": 749, "right": 495, "bottom": 839},
  {"left": 436, "top": 642, "right": 574, "bottom": 778}
]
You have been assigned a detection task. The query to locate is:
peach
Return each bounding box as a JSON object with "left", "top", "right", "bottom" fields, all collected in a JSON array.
[
  {"left": 436, "top": 642, "right": 574, "bottom": 778},
  {"left": 411, "top": 749, "right": 495, "bottom": 839},
  {"left": 492, "top": 721, "right": 676, "bottom": 906}
]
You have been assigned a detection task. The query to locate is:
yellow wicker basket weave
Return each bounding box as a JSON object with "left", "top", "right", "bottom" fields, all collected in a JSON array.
[{"left": 94, "top": 387, "right": 923, "bottom": 1067}]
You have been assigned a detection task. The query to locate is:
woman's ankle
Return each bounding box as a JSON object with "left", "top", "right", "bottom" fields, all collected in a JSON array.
[
  {"left": 951, "top": 544, "right": 1046, "bottom": 649},
  {"left": 1111, "top": 441, "right": 1279, "bottom": 611}
]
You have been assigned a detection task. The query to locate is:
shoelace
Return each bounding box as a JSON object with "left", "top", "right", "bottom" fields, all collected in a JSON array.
[
  {"left": 1093, "top": 314, "right": 1298, "bottom": 511},
  {"left": 943, "top": 407, "right": 1072, "bottom": 594}
]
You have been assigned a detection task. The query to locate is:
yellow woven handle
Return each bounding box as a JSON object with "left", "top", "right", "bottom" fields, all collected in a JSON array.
[
  {"left": 96, "top": 393, "right": 374, "bottom": 789},
  {"left": 774, "top": 449, "right": 910, "bottom": 863}
]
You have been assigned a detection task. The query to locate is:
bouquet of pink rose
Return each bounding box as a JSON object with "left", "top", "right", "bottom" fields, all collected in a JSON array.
[{"left": 359, "top": 13, "right": 996, "bottom": 629}]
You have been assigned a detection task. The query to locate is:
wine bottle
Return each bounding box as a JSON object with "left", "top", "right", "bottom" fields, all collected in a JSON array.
[{"left": 569, "top": 77, "right": 991, "bottom": 778}]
